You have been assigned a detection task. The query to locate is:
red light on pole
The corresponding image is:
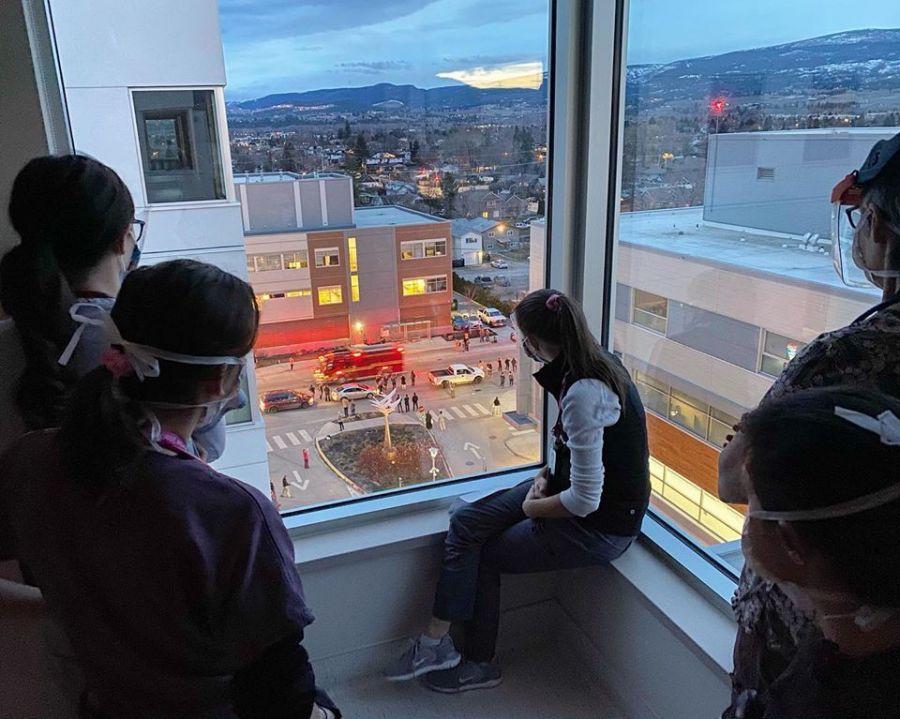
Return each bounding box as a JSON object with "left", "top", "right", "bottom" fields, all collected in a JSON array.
[{"left": 710, "top": 97, "right": 726, "bottom": 115}]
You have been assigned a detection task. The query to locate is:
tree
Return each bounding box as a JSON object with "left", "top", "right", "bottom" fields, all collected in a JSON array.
[
  {"left": 371, "top": 390, "right": 402, "bottom": 452},
  {"left": 410, "top": 139, "right": 421, "bottom": 165},
  {"left": 441, "top": 172, "right": 458, "bottom": 216},
  {"left": 281, "top": 141, "right": 298, "bottom": 172},
  {"left": 354, "top": 133, "right": 370, "bottom": 167}
]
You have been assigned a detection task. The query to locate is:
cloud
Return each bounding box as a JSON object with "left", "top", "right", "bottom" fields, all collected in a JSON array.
[
  {"left": 219, "top": 0, "right": 442, "bottom": 41},
  {"left": 337, "top": 60, "right": 413, "bottom": 75},
  {"left": 437, "top": 61, "right": 544, "bottom": 89}
]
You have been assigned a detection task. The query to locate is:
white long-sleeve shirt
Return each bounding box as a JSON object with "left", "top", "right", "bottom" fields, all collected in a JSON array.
[{"left": 556, "top": 378, "right": 621, "bottom": 518}]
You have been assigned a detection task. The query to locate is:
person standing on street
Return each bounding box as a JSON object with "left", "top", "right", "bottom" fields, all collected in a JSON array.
[
  {"left": 342, "top": 397, "right": 349, "bottom": 417},
  {"left": 509, "top": 372, "right": 515, "bottom": 388},
  {"left": 505, "top": 358, "right": 511, "bottom": 371},
  {"left": 303, "top": 447, "right": 310, "bottom": 469},
  {"left": 438, "top": 410, "right": 447, "bottom": 431},
  {"left": 491, "top": 396, "right": 501, "bottom": 416},
  {"left": 336, "top": 415, "right": 345, "bottom": 431},
  {"left": 425, "top": 410, "right": 433, "bottom": 430},
  {"left": 350, "top": 401, "right": 356, "bottom": 416},
  {"left": 411, "top": 370, "right": 416, "bottom": 387},
  {"left": 511, "top": 357, "right": 518, "bottom": 372},
  {"left": 499, "top": 371, "right": 506, "bottom": 388},
  {"left": 401, "top": 374, "right": 407, "bottom": 389},
  {"left": 412, "top": 392, "right": 419, "bottom": 411},
  {"left": 404, "top": 394, "right": 411, "bottom": 412},
  {"left": 281, "top": 475, "right": 293, "bottom": 499}
]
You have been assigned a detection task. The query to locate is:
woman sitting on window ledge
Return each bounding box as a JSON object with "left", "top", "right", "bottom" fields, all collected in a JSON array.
[{"left": 384, "top": 288, "right": 651, "bottom": 693}]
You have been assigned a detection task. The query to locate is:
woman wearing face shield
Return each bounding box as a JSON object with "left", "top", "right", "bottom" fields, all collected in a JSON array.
[
  {"left": 0, "top": 260, "right": 340, "bottom": 719},
  {"left": 724, "top": 386, "right": 900, "bottom": 719},
  {"left": 385, "top": 289, "right": 650, "bottom": 693},
  {"left": 720, "top": 133, "right": 900, "bottom": 718}
]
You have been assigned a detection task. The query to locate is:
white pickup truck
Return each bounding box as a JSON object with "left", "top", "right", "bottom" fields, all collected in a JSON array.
[{"left": 428, "top": 364, "right": 485, "bottom": 388}]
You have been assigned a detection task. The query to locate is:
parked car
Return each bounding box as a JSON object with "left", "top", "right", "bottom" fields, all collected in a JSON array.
[
  {"left": 493, "top": 275, "right": 511, "bottom": 287},
  {"left": 428, "top": 364, "right": 485, "bottom": 388},
  {"left": 334, "top": 383, "right": 381, "bottom": 401},
  {"left": 477, "top": 307, "right": 507, "bottom": 327},
  {"left": 515, "top": 221, "right": 529, "bottom": 229},
  {"left": 473, "top": 275, "right": 494, "bottom": 287},
  {"left": 451, "top": 315, "right": 469, "bottom": 331},
  {"left": 490, "top": 258, "right": 509, "bottom": 269},
  {"left": 259, "top": 389, "right": 315, "bottom": 414},
  {"left": 451, "top": 258, "right": 465, "bottom": 268}
]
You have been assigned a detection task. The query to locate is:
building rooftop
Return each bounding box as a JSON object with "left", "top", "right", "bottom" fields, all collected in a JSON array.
[
  {"left": 353, "top": 206, "right": 444, "bottom": 228},
  {"left": 717, "top": 128, "right": 897, "bottom": 139},
  {"left": 451, "top": 217, "right": 503, "bottom": 236},
  {"left": 234, "top": 171, "right": 349, "bottom": 184},
  {"left": 620, "top": 207, "right": 880, "bottom": 301}
]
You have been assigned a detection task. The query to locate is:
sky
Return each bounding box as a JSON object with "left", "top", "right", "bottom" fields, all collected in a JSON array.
[{"left": 219, "top": 0, "right": 900, "bottom": 100}]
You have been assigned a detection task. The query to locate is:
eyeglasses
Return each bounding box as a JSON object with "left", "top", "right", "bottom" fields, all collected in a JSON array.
[
  {"left": 131, "top": 219, "right": 146, "bottom": 247},
  {"left": 845, "top": 206, "right": 867, "bottom": 230}
]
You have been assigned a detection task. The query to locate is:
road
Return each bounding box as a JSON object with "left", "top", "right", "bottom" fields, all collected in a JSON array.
[
  {"left": 454, "top": 255, "right": 530, "bottom": 303},
  {"left": 256, "top": 323, "right": 541, "bottom": 510}
]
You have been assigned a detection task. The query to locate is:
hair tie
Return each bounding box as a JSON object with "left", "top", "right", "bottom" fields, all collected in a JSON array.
[
  {"left": 101, "top": 346, "right": 135, "bottom": 379},
  {"left": 545, "top": 293, "right": 562, "bottom": 312}
]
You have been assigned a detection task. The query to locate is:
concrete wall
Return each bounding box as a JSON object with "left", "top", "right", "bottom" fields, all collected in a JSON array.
[
  {"left": 352, "top": 228, "right": 401, "bottom": 337},
  {"left": 703, "top": 130, "right": 898, "bottom": 236}
]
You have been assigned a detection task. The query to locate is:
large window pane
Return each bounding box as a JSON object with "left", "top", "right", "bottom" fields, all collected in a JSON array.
[
  {"left": 221, "top": 0, "right": 551, "bottom": 510},
  {"left": 615, "top": 0, "right": 893, "bottom": 558},
  {"left": 134, "top": 90, "right": 226, "bottom": 203}
]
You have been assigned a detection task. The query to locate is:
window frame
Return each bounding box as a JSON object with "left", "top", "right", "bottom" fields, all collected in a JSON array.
[
  {"left": 759, "top": 329, "right": 805, "bottom": 378},
  {"left": 631, "top": 288, "right": 668, "bottom": 334},
  {"left": 399, "top": 238, "right": 448, "bottom": 260},
  {"left": 129, "top": 86, "right": 231, "bottom": 207},
  {"left": 317, "top": 285, "right": 343, "bottom": 305},
  {"left": 314, "top": 247, "right": 341, "bottom": 268}
]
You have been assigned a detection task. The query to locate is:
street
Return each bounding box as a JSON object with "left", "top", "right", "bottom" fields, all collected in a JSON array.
[{"left": 257, "top": 322, "right": 541, "bottom": 510}]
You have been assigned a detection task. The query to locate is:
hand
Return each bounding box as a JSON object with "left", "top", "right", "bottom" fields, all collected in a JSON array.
[
  {"left": 523, "top": 484, "right": 542, "bottom": 518},
  {"left": 532, "top": 466, "right": 549, "bottom": 498}
]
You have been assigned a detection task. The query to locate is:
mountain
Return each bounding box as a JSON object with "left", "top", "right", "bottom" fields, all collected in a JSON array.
[
  {"left": 232, "top": 80, "right": 549, "bottom": 113},
  {"left": 626, "top": 29, "right": 900, "bottom": 107}
]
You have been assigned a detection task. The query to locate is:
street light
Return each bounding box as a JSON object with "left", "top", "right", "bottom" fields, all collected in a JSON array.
[{"left": 428, "top": 446, "right": 439, "bottom": 482}]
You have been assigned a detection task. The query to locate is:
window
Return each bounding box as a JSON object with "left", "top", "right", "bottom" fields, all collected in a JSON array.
[
  {"left": 315, "top": 247, "right": 340, "bottom": 268},
  {"left": 402, "top": 275, "right": 448, "bottom": 296},
  {"left": 466, "top": 237, "right": 478, "bottom": 244},
  {"left": 133, "top": 90, "right": 225, "bottom": 203},
  {"left": 257, "top": 289, "right": 311, "bottom": 302},
  {"left": 224, "top": 374, "right": 252, "bottom": 425},
  {"left": 347, "top": 237, "right": 358, "bottom": 272},
  {"left": 632, "top": 289, "right": 668, "bottom": 333},
  {"left": 616, "top": 0, "right": 892, "bottom": 563},
  {"left": 284, "top": 251, "right": 308, "bottom": 270},
  {"left": 317, "top": 285, "right": 343, "bottom": 305},
  {"left": 251, "top": 253, "right": 285, "bottom": 272},
  {"left": 760, "top": 330, "right": 806, "bottom": 378},
  {"left": 400, "top": 239, "right": 447, "bottom": 260},
  {"left": 350, "top": 274, "right": 360, "bottom": 303},
  {"left": 285, "top": 289, "right": 312, "bottom": 298}
]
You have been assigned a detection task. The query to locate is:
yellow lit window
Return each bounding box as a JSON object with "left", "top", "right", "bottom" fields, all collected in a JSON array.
[
  {"left": 402, "top": 278, "right": 426, "bottom": 296},
  {"left": 285, "top": 289, "right": 312, "bottom": 298},
  {"left": 348, "top": 237, "right": 358, "bottom": 272},
  {"left": 350, "top": 274, "right": 360, "bottom": 302},
  {"left": 256, "top": 293, "right": 271, "bottom": 302},
  {"left": 318, "top": 285, "right": 343, "bottom": 305}
]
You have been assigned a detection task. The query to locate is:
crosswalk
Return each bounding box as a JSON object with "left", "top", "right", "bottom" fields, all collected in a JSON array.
[{"left": 264, "top": 402, "right": 499, "bottom": 453}]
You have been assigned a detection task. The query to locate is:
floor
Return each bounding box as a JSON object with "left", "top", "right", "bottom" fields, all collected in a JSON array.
[{"left": 319, "top": 641, "right": 624, "bottom": 719}]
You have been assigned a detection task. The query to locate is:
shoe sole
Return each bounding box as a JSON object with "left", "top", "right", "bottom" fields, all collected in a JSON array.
[
  {"left": 424, "top": 675, "right": 503, "bottom": 694},
  {"left": 384, "top": 655, "right": 462, "bottom": 682}
]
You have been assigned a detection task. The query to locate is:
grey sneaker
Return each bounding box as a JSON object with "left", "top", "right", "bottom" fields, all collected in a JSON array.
[
  {"left": 384, "top": 635, "right": 461, "bottom": 681},
  {"left": 424, "top": 660, "right": 503, "bottom": 693}
]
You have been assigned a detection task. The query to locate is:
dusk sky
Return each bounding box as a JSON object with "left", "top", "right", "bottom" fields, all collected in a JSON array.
[{"left": 219, "top": 0, "right": 900, "bottom": 100}]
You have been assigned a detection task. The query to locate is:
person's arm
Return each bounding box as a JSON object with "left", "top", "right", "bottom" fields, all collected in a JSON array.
[{"left": 533, "top": 380, "right": 621, "bottom": 520}]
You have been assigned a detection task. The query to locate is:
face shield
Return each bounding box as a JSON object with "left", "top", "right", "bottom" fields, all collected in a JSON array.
[{"left": 830, "top": 172, "right": 872, "bottom": 288}]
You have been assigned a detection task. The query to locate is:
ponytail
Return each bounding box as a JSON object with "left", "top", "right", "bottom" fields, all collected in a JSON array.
[
  {"left": 60, "top": 367, "right": 146, "bottom": 498},
  {"left": 514, "top": 288, "right": 628, "bottom": 408},
  {"left": 1, "top": 155, "right": 134, "bottom": 429}
]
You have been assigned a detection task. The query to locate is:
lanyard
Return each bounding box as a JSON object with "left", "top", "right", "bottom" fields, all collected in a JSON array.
[
  {"left": 853, "top": 293, "right": 900, "bottom": 325},
  {"left": 552, "top": 372, "right": 571, "bottom": 443}
]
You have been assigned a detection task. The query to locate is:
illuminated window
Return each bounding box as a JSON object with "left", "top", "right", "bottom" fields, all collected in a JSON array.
[
  {"left": 402, "top": 275, "right": 448, "bottom": 296},
  {"left": 348, "top": 237, "right": 358, "bottom": 272},
  {"left": 251, "top": 253, "right": 283, "bottom": 272},
  {"left": 632, "top": 289, "right": 668, "bottom": 333},
  {"left": 350, "top": 274, "right": 360, "bottom": 302},
  {"left": 285, "top": 289, "right": 312, "bottom": 298},
  {"left": 315, "top": 247, "right": 340, "bottom": 268},
  {"left": 318, "top": 285, "right": 343, "bottom": 305},
  {"left": 400, "top": 239, "right": 447, "bottom": 260},
  {"left": 284, "top": 251, "right": 308, "bottom": 270},
  {"left": 760, "top": 330, "right": 806, "bottom": 378}
]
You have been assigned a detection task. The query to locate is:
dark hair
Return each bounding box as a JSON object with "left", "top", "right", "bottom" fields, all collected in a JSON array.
[
  {"left": 742, "top": 386, "right": 900, "bottom": 606},
  {"left": 861, "top": 150, "right": 900, "bottom": 246},
  {"left": 513, "top": 288, "right": 627, "bottom": 406},
  {"left": 0, "top": 155, "right": 134, "bottom": 429},
  {"left": 60, "top": 259, "right": 259, "bottom": 498}
]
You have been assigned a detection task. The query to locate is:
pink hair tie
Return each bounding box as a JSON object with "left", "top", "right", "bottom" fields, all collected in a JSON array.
[
  {"left": 545, "top": 293, "right": 562, "bottom": 312},
  {"left": 101, "top": 346, "right": 135, "bottom": 379}
]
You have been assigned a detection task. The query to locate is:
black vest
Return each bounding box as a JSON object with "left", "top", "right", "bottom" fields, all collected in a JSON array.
[{"left": 534, "top": 354, "right": 651, "bottom": 536}]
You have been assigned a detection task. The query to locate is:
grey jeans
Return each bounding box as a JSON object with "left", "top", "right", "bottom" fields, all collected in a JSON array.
[{"left": 432, "top": 480, "right": 634, "bottom": 662}]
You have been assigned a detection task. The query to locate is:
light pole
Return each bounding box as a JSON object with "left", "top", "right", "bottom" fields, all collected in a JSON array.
[{"left": 428, "top": 446, "right": 439, "bottom": 482}]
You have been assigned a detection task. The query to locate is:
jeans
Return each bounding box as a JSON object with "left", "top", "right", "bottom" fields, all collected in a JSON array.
[{"left": 432, "top": 480, "right": 634, "bottom": 662}]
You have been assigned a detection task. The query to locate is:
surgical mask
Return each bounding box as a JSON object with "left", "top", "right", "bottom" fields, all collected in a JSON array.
[
  {"left": 831, "top": 200, "right": 900, "bottom": 288},
  {"left": 119, "top": 243, "right": 142, "bottom": 279},
  {"left": 522, "top": 335, "right": 553, "bottom": 364},
  {"left": 746, "top": 404, "right": 900, "bottom": 632}
]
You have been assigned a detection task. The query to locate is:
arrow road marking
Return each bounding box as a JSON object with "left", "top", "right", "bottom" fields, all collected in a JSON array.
[{"left": 292, "top": 470, "right": 310, "bottom": 491}]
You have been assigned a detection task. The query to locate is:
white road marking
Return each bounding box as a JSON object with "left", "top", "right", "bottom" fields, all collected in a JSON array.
[
  {"left": 298, "top": 429, "right": 313, "bottom": 442},
  {"left": 451, "top": 406, "right": 467, "bottom": 418},
  {"left": 463, "top": 404, "right": 479, "bottom": 417},
  {"left": 265, "top": 440, "right": 273, "bottom": 453},
  {"left": 474, "top": 403, "right": 490, "bottom": 415},
  {"left": 286, "top": 432, "right": 301, "bottom": 445},
  {"left": 291, "top": 470, "right": 309, "bottom": 491},
  {"left": 273, "top": 435, "right": 287, "bottom": 450}
]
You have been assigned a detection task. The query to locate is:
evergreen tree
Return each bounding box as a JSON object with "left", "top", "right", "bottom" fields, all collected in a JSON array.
[
  {"left": 354, "top": 133, "right": 370, "bottom": 165},
  {"left": 441, "top": 172, "right": 458, "bottom": 217},
  {"left": 410, "top": 139, "right": 421, "bottom": 165}
]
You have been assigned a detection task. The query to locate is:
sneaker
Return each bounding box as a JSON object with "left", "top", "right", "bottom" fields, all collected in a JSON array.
[
  {"left": 423, "top": 660, "right": 503, "bottom": 694},
  {"left": 384, "top": 635, "right": 461, "bottom": 682}
]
